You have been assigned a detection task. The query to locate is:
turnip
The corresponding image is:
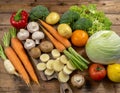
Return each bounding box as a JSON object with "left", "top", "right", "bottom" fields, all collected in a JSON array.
[{"left": 0, "top": 45, "right": 19, "bottom": 76}]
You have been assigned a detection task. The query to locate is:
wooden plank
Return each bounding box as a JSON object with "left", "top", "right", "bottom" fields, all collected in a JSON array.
[
  {"left": 0, "top": 54, "right": 60, "bottom": 93},
  {"left": 106, "top": 14, "right": 120, "bottom": 25},
  {"left": 0, "top": 0, "right": 34, "bottom": 3},
  {"left": 0, "top": 13, "right": 119, "bottom": 26},
  {"left": 0, "top": 1, "right": 120, "bottom": 13},
  {"left": 111, "top": 26, "right": 120, "bottom": 35}
]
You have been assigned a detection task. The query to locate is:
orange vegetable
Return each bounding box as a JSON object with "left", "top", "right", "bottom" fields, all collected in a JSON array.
[
  {"left": 2, "top": 32, "right": 30, "bottom": 85},
  {"left": 40, "top": 26, "right": 66, "bottom": 52},
  {"left": 39, "top": 19, "right": 71, "bottom": 48},
  {"left": 71, "top": 30, "right": 88, "bottom": 47},
  {"left": 10, "top": 28, "right": 39, "bottom": 84}
]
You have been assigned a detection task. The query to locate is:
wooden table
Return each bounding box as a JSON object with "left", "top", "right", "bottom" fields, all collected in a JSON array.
[{"left": 0, "top": 0, "right": 120, "bottom": 93}]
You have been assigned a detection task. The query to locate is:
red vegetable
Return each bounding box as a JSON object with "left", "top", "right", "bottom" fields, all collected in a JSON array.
[
  {"left": 10, "top": 9, "right": 28, "bottom": 29},
  {"left": 89, "top": 64, "right": 106, "bottom": 81}
]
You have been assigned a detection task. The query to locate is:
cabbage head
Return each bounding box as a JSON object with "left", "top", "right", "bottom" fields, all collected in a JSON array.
[{"left": 85, "top": 30, "right": 120, "bottom": 65}]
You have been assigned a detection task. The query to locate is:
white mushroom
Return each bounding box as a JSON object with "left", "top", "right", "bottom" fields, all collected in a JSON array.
[
  {"left": 32, "top": 31, "right": 45, "bottom": 44},
  {"left": 17, "top": 29, "right": 30, "bottom": 40},
  {"left": 71, "top": 74, "right": 85, "bottom": 88},
  {"left": 24, "top": 39, "right": 35, "bottom": 50},
  {"left": 27, "top": 22, "right": 39, "bottom": 33}
]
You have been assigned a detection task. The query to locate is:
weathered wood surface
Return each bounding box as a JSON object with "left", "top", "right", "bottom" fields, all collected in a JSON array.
[{"left": 0, "top": 0, "right": 120, "bottom": 93}]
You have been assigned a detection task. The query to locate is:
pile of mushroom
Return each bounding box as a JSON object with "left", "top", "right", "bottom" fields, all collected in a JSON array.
[
  {"left": 17, "top": 21, "right": 45, "bottom": 50},
  {"left": 16, "top": 21, "right": 45, "bottom": 59}
]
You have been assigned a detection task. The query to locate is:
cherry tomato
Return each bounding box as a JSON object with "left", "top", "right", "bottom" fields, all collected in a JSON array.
[{"left": 89, "top": 64, "right": 106, "bottom": 81}]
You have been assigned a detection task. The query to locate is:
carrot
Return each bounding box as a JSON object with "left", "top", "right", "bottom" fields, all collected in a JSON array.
[
  {"left": 2, "top": 32, "right": 30, "bottom": 85},
  {"left": 40, "top": 26, "right": 66, "bottom": 52},
  {"left": 10, "top": 28, "right": 39, "bottom": 85},
  {"left": 39, "top": 19, "right": 71, "bottom": 48}
]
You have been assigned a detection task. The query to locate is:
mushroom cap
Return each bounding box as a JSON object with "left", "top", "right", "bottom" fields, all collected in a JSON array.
[
  {"left": 17, "top": 29, "right": 30, "bottom": 40},
  {"left": 32, "top": 31, "right": 45, "bottom": 40},
  {"left": 24, "top": 39, "right": 35, "bottom": 50},
  {"left": 27, "top": 22, "right": 39, "bottom": 33},
  {"left": 71, "top": 74, "right": 85, "bottom": 88}
]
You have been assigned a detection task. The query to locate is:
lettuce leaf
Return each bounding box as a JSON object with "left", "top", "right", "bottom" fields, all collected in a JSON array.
[{"left": 69, "top": 4, "right": 112, "bottom": 36}]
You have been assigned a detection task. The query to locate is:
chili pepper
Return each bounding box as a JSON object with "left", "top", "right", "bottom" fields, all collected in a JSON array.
[{"left": 10, "top": 9, "right": 28, "bottom": 29}]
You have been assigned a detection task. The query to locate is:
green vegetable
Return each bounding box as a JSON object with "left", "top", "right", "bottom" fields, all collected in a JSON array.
[
  {"left": 85, "top": 30, "right": 120, "bottom": 65},
  {"left": 29, "top": 5, "right": 49, "bottom": 21},
  {"left": 72, "top": 18, "right": 92, "bottom": 31},
  {"left": 59, "top": 10, "right": 80, "bottom": 26},
  {"left": 63, "top": 47, "right": 89, "bottom": 71},
  {"left": 69, "top": 4, "right": 112, "bottom": 35}
]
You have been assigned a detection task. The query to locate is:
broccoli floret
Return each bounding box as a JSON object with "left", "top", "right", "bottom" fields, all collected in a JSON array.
[
  {"left": 72, "top": 18, "right": 92, "bottom": 31},
  {"left": 60, "top": 10, "right": 80, "bottom": 26},
  {"left": 29, "top": 5, "right": 50, "bottom": 21}
]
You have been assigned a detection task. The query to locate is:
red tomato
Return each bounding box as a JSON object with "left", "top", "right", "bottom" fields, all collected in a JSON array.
[{"left": 89, "top": 64, "right": 106, "bottom": 81}]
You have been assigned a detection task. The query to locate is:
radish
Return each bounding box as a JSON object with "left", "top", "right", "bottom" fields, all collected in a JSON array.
[{"left": 0, "top": 45, "right": 19, "bottom": 76}]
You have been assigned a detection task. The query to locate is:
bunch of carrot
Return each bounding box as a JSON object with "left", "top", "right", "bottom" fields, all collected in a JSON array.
[
  {"left": 39, "top": 20, "right": 89, "bottom": 71},
  {"left": 2, "top": 28, "right": 39, "bottom": 86}
]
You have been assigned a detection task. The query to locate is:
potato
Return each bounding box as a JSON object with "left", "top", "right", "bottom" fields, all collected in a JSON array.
[
  {"left": 30, "top": 47, "right": 41, "bottom": 59},
  {"left": 39, "top": 41, "right": 54, "bottom": 53},
  {"left": 57, "top": 24, "right": 72, "bottom": 38},
  {"left": 45, "top": 12, "right": 60, "bottom": 25}
]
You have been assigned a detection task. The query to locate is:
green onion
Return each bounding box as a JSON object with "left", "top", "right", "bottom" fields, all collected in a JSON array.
[{"left": 68, "top": 47, "right": 90, "bottom": 64}]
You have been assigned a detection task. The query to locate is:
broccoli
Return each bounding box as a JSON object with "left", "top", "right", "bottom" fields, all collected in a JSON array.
[
  {"left": 72, "top": 18, "right": 93, "bottom": 31},
  {"left": 60, "top": 10, "right": 80, "bottom": 26},
  {"left": 29, "top": 5, "right": 50, "bottom": 21}
]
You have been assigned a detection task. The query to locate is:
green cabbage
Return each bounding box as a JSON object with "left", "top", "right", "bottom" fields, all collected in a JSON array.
[{"left": 85, "top": 30, "right": 120, "bottom": 65}]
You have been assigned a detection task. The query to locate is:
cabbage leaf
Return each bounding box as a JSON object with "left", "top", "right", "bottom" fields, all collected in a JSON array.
[{"left": 85, "top": 31, "right": 120, "bottom": 64}]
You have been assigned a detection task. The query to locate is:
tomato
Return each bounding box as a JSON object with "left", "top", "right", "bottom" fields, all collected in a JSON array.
[
  {"left": 71, "top": 30, "right": 88, "bottom": 47},
  {"left": 89, "top": 64, "right": 106, "bottom": 81}
]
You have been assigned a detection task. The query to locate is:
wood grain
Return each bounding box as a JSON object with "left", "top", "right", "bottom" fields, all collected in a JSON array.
[
  {"left": 0, "top": 0, "right": 120, "bottom": 93},
  {"left": 0, "top": 0, "right": 120, "bottom": 13}
]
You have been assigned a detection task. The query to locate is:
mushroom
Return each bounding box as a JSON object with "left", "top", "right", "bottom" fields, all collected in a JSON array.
[
  {"left": 24, "top": 39, "right": 35, "bottom": 50},
  {"left": 17, "top": 29, "right": 30, "bottom": 40},
  {"left": 32, "top": 31, "right": 45, "bottom": 44},
  {"left": 27, "top": 22, "right": 39, "bottom": 33},
  {"left": 71, "top": 74, "right": 85, "bottom": 88}
]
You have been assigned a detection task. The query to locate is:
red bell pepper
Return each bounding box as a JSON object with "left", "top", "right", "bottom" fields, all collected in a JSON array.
[{"left": 10, "top": 9, "right": 28, "bottom": 29}]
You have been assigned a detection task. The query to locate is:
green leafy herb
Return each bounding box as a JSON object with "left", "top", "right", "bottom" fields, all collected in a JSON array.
[{"left": 69, "top": 4, "right": 112, "bottom": 35}]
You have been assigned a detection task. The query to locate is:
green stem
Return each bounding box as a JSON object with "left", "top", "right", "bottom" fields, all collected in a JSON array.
[
  {"left": 68, "top": 47, "right": 90, "bottom": 64},
  {"left": 10, "top": 27, "right": 17, "bottom": 38},
  {"left": 0, "top": 45, "right": 7, "bottom": 60},
  {"left": 14, "top": 9, "right": 22, "bottom": 21},
  {"left": 67, "top": 47, "right": 88, "bottom": 69},
  {"left": 96, "top": 66, "right": 103, "bottom": 71},
  {"left": 63, "top": 50, "right": 84, "bottom": 71},
  {"left": 2, "top": 32, "right": 11, "bottom": 47}
]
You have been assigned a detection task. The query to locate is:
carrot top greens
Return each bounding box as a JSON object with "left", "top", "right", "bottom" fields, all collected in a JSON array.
[{"left": 2, "top": 32, "right": 11, "bottom": 47}]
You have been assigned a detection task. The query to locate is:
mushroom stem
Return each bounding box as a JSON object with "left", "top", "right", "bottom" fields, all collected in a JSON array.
[{"left": 35, "top": 39, "right": 40, "bottom": 44}]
